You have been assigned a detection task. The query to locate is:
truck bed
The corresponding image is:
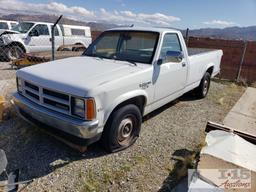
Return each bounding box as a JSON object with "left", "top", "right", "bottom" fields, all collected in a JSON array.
[{"left": 188, "top": 48, "right": 217, "bottom": 56}]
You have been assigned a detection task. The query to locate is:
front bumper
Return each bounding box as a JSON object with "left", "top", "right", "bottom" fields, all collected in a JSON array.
[{"left": 13, "top": 93, "right": 103, "bottom": 146}]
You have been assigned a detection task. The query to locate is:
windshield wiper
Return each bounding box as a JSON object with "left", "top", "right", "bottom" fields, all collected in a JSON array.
[
  {"left": 126, "top": 60, "right": 137, "bottom": 66},
  {"left": 112, "top": 56, "right": 137, "bottom": 66}
]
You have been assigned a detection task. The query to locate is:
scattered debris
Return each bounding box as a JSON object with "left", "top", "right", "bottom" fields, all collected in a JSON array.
[{"left": 188, "top": 87, "right": 256, "bottom": 191}]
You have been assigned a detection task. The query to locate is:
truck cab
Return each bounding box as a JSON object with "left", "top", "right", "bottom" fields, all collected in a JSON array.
[{"left": 13, "top": 27, "right": 223, "bottom": 152}]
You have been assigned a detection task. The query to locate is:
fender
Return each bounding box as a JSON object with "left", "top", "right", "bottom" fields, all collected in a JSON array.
[
  {"left": 74, "top": 39, "right": 91, "bottom": 48},
  {"left": 204, "top": 63, "right": 214, "bottom": 76},
  {"left": 103, "top": 89, "right": 148, "bottom": 124}
]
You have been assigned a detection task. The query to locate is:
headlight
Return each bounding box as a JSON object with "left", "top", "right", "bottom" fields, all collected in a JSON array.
[
  {"left": 16, "top": 77, "right": 22, "bottom": 93},
  {"left": 71, "top": 97, "right": 96, "bottom": 120}
]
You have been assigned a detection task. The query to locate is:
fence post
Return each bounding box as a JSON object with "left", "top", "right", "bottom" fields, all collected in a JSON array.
[
  {"left": 236, "top": 41, "right": 248, "bottom": 82},
  {"left": 51, "top": 15, "right": 63, "bottom": 61},
  {"left": 185, "top": 28, "right": 189, "bottom": 46}
]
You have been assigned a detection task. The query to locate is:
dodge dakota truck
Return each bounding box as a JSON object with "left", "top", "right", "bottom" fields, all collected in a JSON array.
[
  {"left": 0, "top": 21, "right": 92, "bottom": 60},
  {"left": 13, "top": 27, "right": 223, "bottom": 152}
]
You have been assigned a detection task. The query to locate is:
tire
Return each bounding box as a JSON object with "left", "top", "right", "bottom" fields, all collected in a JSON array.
[
  {"left": 101, "top": 104, "right": 142, "bottom": 152},
  {"left": 195, "top": 72, "right": 211, "bottom": 99},
  {"left": 6, "top": 45, "right": 24, "bottom": 60},
  {"left": 72, "top": 45, "right": 85, "bottom": 52}
]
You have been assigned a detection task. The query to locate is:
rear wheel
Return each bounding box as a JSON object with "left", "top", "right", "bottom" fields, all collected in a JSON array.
[
  {"left": 101, "top": 104, "right": 142, "bottom": 152},
  {"left": 72, "top": 44, "right": 85, "bottom": 52},
  {"left": 195, "top": 72, "right": 211, "bottom": 98}
]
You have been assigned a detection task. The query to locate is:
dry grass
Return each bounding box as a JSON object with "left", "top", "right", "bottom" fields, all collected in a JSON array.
[{"left": 209, "top": 81, "right": 245, "bottom": 109}]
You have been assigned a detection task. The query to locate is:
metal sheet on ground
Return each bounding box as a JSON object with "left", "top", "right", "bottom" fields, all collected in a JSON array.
[{"left": 223, "top": 87, "right": 256, "bottom": 136}]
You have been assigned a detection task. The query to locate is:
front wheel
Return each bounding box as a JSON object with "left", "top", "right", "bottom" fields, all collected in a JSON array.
[
  {"left": 195, "top": 72, "right": 211, "bottom": 99},
  {"left": 101, "top": 104, "right": 142, "bottom": 152},
  {"left": 6, "top": 45, "right": 24, "bottom": 60}
]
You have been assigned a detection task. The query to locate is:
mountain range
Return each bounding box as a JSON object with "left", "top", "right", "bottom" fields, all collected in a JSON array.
[
  {"left": 184, "top": 26, "right": 256, "bottom": 41},
  {"left": 1, "top": 14, "right": 255, "bottom": 41}
]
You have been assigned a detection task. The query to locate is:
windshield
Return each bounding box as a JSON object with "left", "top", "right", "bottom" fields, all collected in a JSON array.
[
  {"left": 84, "top": 31, "right": 159, "bottom": 64},
  {"left": 0, "top": 22, "right": 8, "bottom": 30},
  {"left": 12, "top": 22, "right": 34, "bottom": 33}
]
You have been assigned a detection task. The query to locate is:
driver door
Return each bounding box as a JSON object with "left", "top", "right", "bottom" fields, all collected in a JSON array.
[
  {"left": 25, "top": 24, "right": 51, "bottom": 52},
  {"left": 154, "top": 33, "right": 187, "bottom": 102}
]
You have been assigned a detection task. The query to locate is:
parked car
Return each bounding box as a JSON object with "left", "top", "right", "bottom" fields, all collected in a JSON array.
[
  {"left": 13, "top": 27, "right": 223, "bottom": 152},
  {"left": 0, "top": 21, "right": 92, "bottom": 60},
  {"left": 0, "top": 20, "right": 18, "bottom": 34}
]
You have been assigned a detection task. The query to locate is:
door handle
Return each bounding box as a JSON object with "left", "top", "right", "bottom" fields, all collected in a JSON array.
[{"left": 182, "top": 62, "right": 186, "bottom": 67}]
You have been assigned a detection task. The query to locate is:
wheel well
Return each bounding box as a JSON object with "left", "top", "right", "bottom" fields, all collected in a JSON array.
[
  {"left": 75, "top": 42, "right": 85, "bottom": 47},
  {"left": 110, "top": 96, "right": 146, "bottom": 117},
  {"left": 9, "top": 42, "right": 26, "bottom": 53},
  {"left": 72, "top": 43, "right": 86, "bottom": 51},
  {"left": 206, "top": 66, "right": 214, "bottom": 76}
]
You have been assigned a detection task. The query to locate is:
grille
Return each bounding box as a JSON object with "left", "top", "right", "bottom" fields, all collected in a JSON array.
[
  {"left": 22, "top": 80, "right": 71, "bottom": 115},
  {"left": 0, "top": 38, "right": 4, "bottom": 45}
]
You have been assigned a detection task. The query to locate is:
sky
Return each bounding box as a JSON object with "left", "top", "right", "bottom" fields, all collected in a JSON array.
[{"left": 0, "top": 0, "right": 255, "bottom": 29}]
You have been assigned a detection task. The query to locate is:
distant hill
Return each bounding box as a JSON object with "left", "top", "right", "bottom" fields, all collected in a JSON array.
[
  {"left": 0, "top": 14, "right": 118, "bottom": 31},
  {"left": 0, "top": 14, "right": 255, "bottom": 41},
  {"left": 182, "top": 26, "right": 256, "bottom": 41}
]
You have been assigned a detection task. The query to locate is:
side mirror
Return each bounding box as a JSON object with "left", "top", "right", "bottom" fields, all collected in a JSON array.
[
  {"left": 29, "top": 30, "right": 39, "bottom": 37},
  {"left": 157, "top": 59, "right": 163, "bottom": 65},
  {"left": 165, "top": 51, "right": 184, "bottom": 62}
]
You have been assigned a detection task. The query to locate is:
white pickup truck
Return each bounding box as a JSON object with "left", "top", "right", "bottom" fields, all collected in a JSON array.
[
  {"left": 13, "top": 27, "right": 223, "bottom": 152},
  {"left": 0, "top": 21, "right": 92, "bottom": 60}
]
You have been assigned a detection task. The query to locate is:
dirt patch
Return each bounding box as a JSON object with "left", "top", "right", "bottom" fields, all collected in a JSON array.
[{"left": 0, "top": 62, "right": 16, "bottom": 81}]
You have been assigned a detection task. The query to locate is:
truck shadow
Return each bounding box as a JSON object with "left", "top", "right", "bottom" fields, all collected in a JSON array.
[{"left": 143, "top": 91, "right": 197, "bottom": 121}]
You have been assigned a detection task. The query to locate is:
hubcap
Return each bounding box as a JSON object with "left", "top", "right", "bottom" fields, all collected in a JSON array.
[
  {"left": 203, "top": 79, "right": 209, "bottom": 95},
  {"left": 117, "top": 117, "right": 133, "bottom": 143}
]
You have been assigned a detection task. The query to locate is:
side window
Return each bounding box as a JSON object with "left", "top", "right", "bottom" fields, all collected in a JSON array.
[
  {"left": 50, "top": 25, "right": 59, "bottom": 36},
  {"left": 10, "top": 23, "right": 17, "bottom": 29},
  {"left": 160, "top": 33, "right": 182, "bottom": 63},
  {"left": 31, "top": 24, "right": 49, "bottom": 36},
  {"left": 71, "top": 29, "right": 85, "bottom": 36},
  {"left": 0, "top": 22, "right": 8, "bottom": 29}
]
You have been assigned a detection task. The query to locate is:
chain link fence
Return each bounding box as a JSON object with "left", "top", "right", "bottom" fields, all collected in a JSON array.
[
  {"left": 188, "top": 37, "right": 256, "bottom": 84},
  {"left": 0, "top": 16, "right": 92, "bottom": 68}
]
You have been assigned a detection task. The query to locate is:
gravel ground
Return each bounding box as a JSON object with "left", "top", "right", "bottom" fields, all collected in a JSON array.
[
  {"left": 0, "top": 62, "right": 16, "bottom": 80},
  {"left": 0, "top": 68, "right": 245, "bottom": 192}
]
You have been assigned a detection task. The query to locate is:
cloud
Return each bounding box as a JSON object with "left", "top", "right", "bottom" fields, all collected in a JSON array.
[
  {"left": 203, "top": 20, "right": 236, "bottom": 27},
  {"left": 0, "top": 0, "right": 180, "bottom": 26},
  {"left": 99, "top": 9, "right": 180, "bottom": 26}
]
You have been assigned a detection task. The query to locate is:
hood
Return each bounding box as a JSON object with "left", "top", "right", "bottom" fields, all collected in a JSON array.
[
  {"left": 0, "top": 30, "right": 20, "bottom": 37},
  {"left": 17, "top": 56, "right": 147, "bottom": 96}
]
